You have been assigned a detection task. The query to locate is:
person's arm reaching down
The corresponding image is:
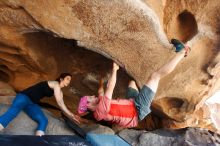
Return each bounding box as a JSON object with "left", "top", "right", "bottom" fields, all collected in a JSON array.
[{"left": 54, "top": 84, "right": 80, "bottom": 124}]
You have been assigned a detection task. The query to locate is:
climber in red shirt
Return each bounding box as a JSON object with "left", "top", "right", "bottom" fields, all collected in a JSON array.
[{"left": 78, "top": 39, "right": 190, "bottom": 128}]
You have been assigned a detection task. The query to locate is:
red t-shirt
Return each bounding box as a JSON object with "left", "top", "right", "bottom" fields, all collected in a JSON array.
[{"left": 93, "top": 96, "right": 138, "bottom": 127}]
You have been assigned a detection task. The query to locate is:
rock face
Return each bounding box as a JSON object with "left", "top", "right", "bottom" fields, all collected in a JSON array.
[
  {"left": 0, "top": 0, "right": 220, "bottom": 132},
  {"left": 0, "top": 81, "right": 16, "bottom": 96},
  {"left": 119, "top": 128, "right": 220, "bottom": 146}
]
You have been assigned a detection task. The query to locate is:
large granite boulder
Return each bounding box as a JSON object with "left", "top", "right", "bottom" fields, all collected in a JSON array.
[{"left": 0, "top": 0, "right": 220, "bottom": 132}]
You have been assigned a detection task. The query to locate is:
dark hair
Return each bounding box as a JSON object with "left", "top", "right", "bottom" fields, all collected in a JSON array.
[{"left": 56, "top": 73, "right": 72, "bottom": 83}]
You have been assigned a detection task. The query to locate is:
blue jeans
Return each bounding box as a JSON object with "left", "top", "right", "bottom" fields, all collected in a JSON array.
[{"left": 0, "top": 93, "right": 48, "bottom": 132}]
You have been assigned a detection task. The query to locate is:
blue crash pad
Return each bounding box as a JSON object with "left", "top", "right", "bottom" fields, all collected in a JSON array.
[{"left": 86, "top": 133, "right": 131, "bottom": 146}]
